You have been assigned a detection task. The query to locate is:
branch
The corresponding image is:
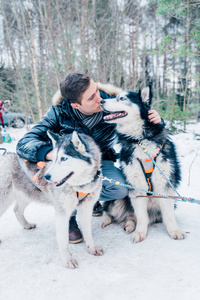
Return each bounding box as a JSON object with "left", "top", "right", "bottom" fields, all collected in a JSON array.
[{"left": 188, "top": 146, "right": 200, "bottom": 185}]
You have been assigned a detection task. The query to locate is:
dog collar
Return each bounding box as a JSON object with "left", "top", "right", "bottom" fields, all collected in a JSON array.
[{"left": 77, "top": 170, "right": 101, "bottom": 204}]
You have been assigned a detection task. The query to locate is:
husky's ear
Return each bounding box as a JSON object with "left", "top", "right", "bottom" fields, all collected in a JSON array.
[
  {"left": 47, "top": 130, "right": 59, "bottom": 148},
  {"left": 141, "top": 86, "right": 152, "bottom": 106},
  {"left": 72, "top": 131, "right": 86, "bottom": 153}
]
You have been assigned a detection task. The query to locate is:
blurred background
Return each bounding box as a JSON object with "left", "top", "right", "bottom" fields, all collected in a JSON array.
[{"left": 0, "top": 0, "right": 199, "bottom": 130}]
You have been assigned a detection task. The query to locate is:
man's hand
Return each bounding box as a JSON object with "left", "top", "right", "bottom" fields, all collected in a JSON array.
[
  {"left": 45, "top": 150, "right": 53, "bottom": 161},
  {"left": 148, "top": 110, "right": 161, "bottom": 124}
]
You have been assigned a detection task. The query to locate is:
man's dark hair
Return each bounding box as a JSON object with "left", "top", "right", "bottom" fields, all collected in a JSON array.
[{"left": 60, "top": 72, "right": 91, "bottom": 104}]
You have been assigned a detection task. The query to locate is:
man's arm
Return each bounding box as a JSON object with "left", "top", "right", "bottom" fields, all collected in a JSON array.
[{"left": 16, "top": 106, "right": 61, "bottom": 162}]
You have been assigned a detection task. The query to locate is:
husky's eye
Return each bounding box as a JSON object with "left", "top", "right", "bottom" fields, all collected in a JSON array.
[
  {"left": 61, "top": 157, "right": 68, "bottom": 161},
  {"left": 117, "top": 96, "right": 125, "bottom": 101}
]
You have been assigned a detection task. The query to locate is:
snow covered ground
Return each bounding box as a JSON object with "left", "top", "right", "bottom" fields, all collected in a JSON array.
[{"left": 0, "top": 122, "right": 200, "bottom": 300}]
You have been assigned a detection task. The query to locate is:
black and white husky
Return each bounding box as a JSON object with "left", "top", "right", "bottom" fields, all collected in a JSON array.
[
  {"left": 100, "top": 87, "right": 186, "bottom": 242},
  {"left": 0, "top": 131, "right": 103, "bottom": 268}
]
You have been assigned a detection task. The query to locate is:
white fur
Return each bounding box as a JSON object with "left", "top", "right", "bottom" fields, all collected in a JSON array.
[
  {"left": 0, "top": 133, "right": 103, "bottom": 268},
  {"left": 123, "top": 143, "right": 185, "bottom": 242},
  {"left": 102, "top": 96, "right": 144, "bottom": 139},
  {"left": 101, "top": 88, "right": 185, "bottom": 242}
]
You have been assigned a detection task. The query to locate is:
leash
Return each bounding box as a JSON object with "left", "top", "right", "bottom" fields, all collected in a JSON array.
[
  {"left": 98, "top": 141, "right": 200, "bottom": 205},
  {"left": 98, "top": 174, "right": 200, "bottom": 205}
]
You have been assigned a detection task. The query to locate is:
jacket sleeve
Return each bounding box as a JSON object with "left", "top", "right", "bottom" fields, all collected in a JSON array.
[{"left": 16, "top": 106, "right": 61, "bottom": 162}]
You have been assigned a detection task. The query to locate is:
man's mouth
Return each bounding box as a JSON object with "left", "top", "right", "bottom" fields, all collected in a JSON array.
[
  {"left": 53, "top": 171, "right": 74, "bottom": 187},
  {"left": 103, "top": 111, "right": 128, "bottom": 121}
]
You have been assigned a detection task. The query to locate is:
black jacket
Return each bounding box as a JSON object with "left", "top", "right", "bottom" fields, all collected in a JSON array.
[{"left": 16, "top": 89, "right": 117, "bottom": 163}]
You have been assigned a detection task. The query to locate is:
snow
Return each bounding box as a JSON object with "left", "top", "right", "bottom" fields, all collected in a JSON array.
[{"left": 0, "top": 123, "right": 200, "bottom": 300}]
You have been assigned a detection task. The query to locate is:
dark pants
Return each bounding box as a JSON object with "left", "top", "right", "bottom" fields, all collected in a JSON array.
[{"left": 99, "top": 160, "right": 128, "bottom": 201}]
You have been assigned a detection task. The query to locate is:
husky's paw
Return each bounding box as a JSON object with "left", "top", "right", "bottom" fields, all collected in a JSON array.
[
  {"left": 64, "top": 258, "right": 78, "bottom": 269},
  {"left": 124, "top": 220, "right": 136, "bottom": 234},
  {"left": 24, "top": 223, "right": 37, "bottom": 230},
  {"left": 168, "top": 230, "right": 186, "bottom": 240},
  {"left": 132, "top": 231, "right": 147, "bottom": 243},
  {"left": 87, "top": 246, "right": 104, "bottom": 256},
  {"left": 100, "top": 214, "right": 113, "bottom": 228}
]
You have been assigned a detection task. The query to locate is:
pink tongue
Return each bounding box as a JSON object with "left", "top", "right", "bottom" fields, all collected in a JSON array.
[{"left": 104, "top": 112, "right": 120, "bottom": 120}]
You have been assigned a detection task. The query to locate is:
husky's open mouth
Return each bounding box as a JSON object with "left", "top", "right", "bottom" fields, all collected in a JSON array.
[
  {"left": 53, "top": 171, "right": 74, "bottom": 187},
  {"left": 101, "top": 104, "right": 128, "bottom": 121},
  {"left": 103, "top": 111, "right": 128, "bottom": 121}
]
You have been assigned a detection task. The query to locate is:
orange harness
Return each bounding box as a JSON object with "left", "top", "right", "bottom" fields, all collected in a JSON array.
[{"left": 137, "top": 144, "right": 164, "bottom": 195}]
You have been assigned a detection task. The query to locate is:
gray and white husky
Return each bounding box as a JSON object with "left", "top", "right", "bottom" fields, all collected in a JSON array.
[
  {"left": 0, "top": 131, "right": 103, "bottom": 268},
  {"left": 100, "top": 87, "right": 186, "bottom": 242}
]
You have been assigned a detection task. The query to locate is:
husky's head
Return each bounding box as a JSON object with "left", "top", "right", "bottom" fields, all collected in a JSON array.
[
  {"left": 100, "top": 86, "right": 153, "bottom": 139},
  {"left": 44, "top": 131, "right": 101, "bottom": 188}
]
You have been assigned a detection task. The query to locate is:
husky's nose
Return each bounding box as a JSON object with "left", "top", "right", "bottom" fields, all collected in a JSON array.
[
  {"left": 100, "top": 100, "right": 105, "bottom": 104},
  {"left": 44, "top": 173, "right": 51, "bottom": 181}
]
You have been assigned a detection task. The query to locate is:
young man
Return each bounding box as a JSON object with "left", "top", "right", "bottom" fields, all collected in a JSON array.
[{"left": 16, "top": 72, "right": 162, "bottom": 243}]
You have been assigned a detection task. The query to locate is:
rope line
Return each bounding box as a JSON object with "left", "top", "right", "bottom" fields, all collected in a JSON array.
[
  {"left": 98, "top": 175, "right": 200, "bottom": 205},
  {"left": 99, "top": 142, "right": 200, "bottom": 205}
]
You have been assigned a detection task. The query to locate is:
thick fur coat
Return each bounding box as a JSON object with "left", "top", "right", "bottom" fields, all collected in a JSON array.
[
  {"left": 100, "top": 87, "right": 186, "bottom": 242},
  {"left": 0, "top": 132, "right": 103, "bottom": 268}
]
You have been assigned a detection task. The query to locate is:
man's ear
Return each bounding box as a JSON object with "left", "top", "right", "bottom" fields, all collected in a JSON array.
[
  {"left": 47, "top": 130, "right": 59, "bottom": 148},
  {"left": 141, "top": 86, "right": 152, "bottom": 106},
  {"left": 72, "top": 131, "right": 86, "bottom": 153},
  {"left": 70, "top": 103, "right": 81, "bottom": 110}
]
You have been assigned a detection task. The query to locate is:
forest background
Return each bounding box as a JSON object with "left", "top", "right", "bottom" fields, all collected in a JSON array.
[{"left": 0, "top": 0, "right": 199, "bottom": 130}]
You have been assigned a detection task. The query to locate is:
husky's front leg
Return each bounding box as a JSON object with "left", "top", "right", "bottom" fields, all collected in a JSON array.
[
  {"left": 55, "top": 210, "right": 78, "bottom": 268},
  {"left": 130, "top": 194, "right": 149, "bottom": 243},
  {"left": 77, "top": 200, "right": 104, "bottom": 256},
  {"left": 159, "top": 192, "right": 186, "bottom": 240}
]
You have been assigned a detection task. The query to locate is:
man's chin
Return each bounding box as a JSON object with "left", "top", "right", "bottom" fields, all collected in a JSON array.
[{"left": 95, "top": 106, "right": 102, "bottom": 112}]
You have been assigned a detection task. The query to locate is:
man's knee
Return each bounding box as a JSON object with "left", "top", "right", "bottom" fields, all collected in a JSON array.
[
  {"left": 104, "top": 183, "right": 128, "bottom": 200},
  {"left": 114, "top": 184, "right": 128, "bottom": 199}
]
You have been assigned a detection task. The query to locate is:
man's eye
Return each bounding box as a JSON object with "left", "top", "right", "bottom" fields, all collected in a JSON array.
[{"left": 61, "top": 157, "right": 68, "bottom": 161}]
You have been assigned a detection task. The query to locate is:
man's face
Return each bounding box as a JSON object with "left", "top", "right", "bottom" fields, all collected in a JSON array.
[{"left": 70, "top": 80, "right": 102, "bottom": 115}]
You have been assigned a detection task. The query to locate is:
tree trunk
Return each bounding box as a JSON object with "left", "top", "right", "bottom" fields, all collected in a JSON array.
[{"left": 28, "top": 0, "right": 43, "bottom": 119}]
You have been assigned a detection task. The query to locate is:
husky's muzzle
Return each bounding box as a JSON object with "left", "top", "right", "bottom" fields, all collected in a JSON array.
[
  {"left": 100, "top": 100, "right": 128, "bottom": 121},
  {"left": 44, "top": 171, "right": 74, "bottom": 187}
]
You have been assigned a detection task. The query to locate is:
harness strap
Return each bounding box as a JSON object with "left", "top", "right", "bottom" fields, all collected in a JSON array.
[
  {"left": 76, "top": 170, "right": 101, "bottom": 204},
  {"left": 17, "top": 158, "right": 43, "bottom": 192},
  {"left": 31, "top": 161, "right": 47, "bottom": 183},
  {"left": 137, "top": 144, "right": 164, "bottom": 194},
  {"left": 77, "top": 192, "right": 89, "bottom": 204},
  {"left": 137, "top": 158, "right": 155, "bottom": 195}
]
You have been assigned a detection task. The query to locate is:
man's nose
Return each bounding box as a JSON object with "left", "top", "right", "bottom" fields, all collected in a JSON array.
[{"left": 96, "top": 94, "right": 102, "bottom": 102}]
